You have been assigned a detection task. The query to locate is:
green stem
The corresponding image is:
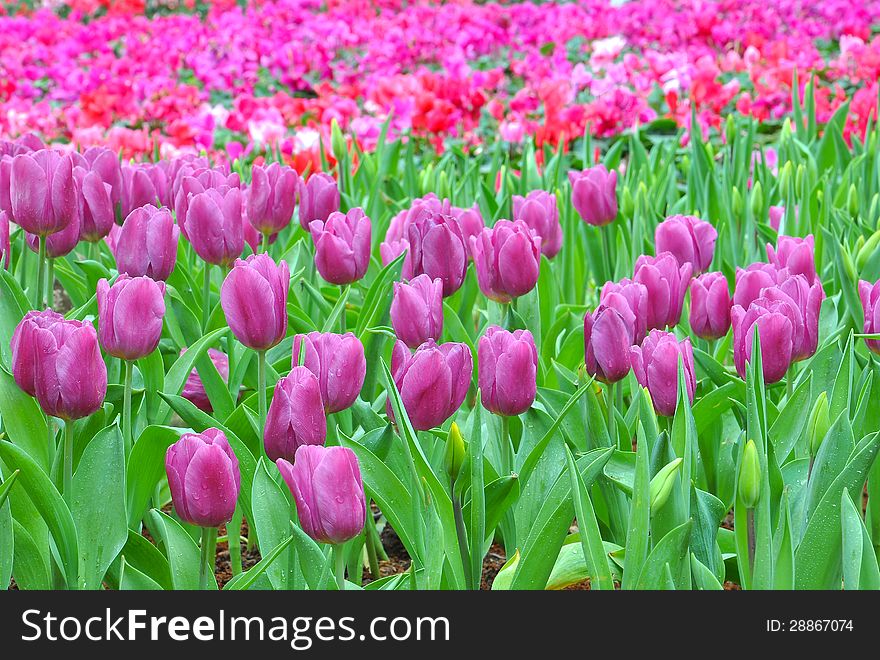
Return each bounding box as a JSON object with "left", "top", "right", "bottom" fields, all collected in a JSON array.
[
  {"left": 228, "top": 507, "right": 243, "bottom": 576},
  {"left": 36, "top": 236, "right": 46, "bottom": 308},
  {"left": 46, "top": 258, "right": 55, "bottom": 310},
  {"left": 333, "top": 543, "right": 346, "bottom": 591},
  {"left": 199, "top": 526, "right": 217, "bottom": 590},
  {"left": 227, "top": 330, "right": 236, "bottom": 398},
  {"left": 451, "top": 484, "right": 474, "bottom": 590},
  {"left": 340, "top": 285, "right": 348, "bottom": 333},
  {"left": 746, "top": 508, "right": 756, "bottom": 578},
  {"left": 364, "top": 503, "right": 381, "bottom": 580},
  {"left": 607, "top": 381, "right": 617, "bottom": 447},
  {"left": 786, "top": 372, "right": 794, "bottom": 403},
  {"left": 261, "top": 231, "right": 270, "bottom": 254},
  {"left": 201, "top": 264, "right": 212, "bottom": 332},
  {"left": 601, "top": 224, "right": 613, "bottom": 284},
  {"left": 63, "top": 419, "right": 74, "bottom": 503},
  {"left": 122, "top": 360, "right": 133, "bottom": 457},
  {"left": 257, "top": 349, "right": 268, "bottom": 435},
  {"left": 500, "top": 415, "right": 511, "bottom": 475}
]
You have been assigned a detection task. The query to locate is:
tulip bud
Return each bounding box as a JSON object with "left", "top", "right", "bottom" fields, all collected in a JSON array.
[
  {"left": 568, "top": 165, "right": 618, "bottom": 226},
  {"left": 114, "top": 205, "right": 179, "bottom": 281},
  {"left": 766, "top": 234, "right": 818, "bottom": 285},
  {"left": 621, "top": 186, "right": 634, "bottom": 219},
  {"left": 649, "top": 457, "right": 683, "bottom": 515},
  {"left": 330, "top": 119, "right": 347, "bottom": 164},
  {"left": 847, "top": 184, "right": 859, "bottom": 219},
  {"left": 584, "top": 294, "right": 637, "bottom": 384},
  {"left": 220, "top": 253, "right": 289, "bottom": 351},
  {"left": 309, "top": 207, "right": 371, "bottom": 285},
  {"left": 654, "top": 215, "right": 717, "bottom": 275},
  {"left": 390, "top": 274, "right": 444, "bottom": 349},
  {"left": 247, "top": 162, "right": 299, "bottom": 236},
  {"left": 97, "top": 275, "right": 166, "bottom": 361},
  {"left": 186, "top": 187, "right": 245, "bottom": 267},
  {"left": 855, "top": 230, "right": 880, "bottom": 270},
  {"left": 264, "top": 367, "right": 327, "bottom": 463},
  {"left": 738, "top": 439, "right": 761, "bottom": 509},
  {"left": 731, "top": 187, "right": 743, "bottom": 217},
  {"left": 10, "top": 309, "right": 65, "bottom": 396},
  {"left": 75, "top": 166, "right": 115, "bottom": 242},
  {"left": 298, "top": 173, "right": 339, "bottom": 229},
  {"left": 165, "top": 428, "right": 241, "bottom": 528},
  {"left": 405, "top": 210, "right": 468, "bottom": 297},
  {"left": 730, "top": 298, "right": 794, "bottom": 384},
  {"left": 278, "top": 445, "right": 366, "bottom": 545},
  {"left": 10, "top": 150, "right": 77, "bottom": 237},
  {"left": 444, "top": 422, "right": 466, "bottom": 481},
  {"left": 750, "top": 180, "right": 764, "bottom": 219},
  {"left": 767, "top": 205, "right": 784, "bottom": 232},
  {"left": 389, "top": 339, "right": 472, "bottom": 431},
  {"left": 725, "top": 115, "right": 736, "bottom": 144},
  {"left": 292, "top": 332, "right": 366, "bottom": 413},
  {"left": 630, "top": 330, "right": 696, "bottom": 417},
  {"left": 689, "top": 272, "right": 731, "bottom": 340},
  {"left": 512, "top": 190, "right": 562, "bottom": 258},
  {"left": 470, "top": 219, "right": 541, "bottom": 303},
  {"left": 807, "top": 391, "right": 831, "bottom": 456},
  {"left": 858, "top": 279, "right": 880, "bottom": 355},
  {"left": 633, "top": 252, "right": 693, "bottom": 330},
  {"left": 478, "top": 326, "right": 537, "bottom": 416}
]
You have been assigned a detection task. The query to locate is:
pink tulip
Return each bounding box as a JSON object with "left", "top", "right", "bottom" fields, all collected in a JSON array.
[
  {"left": 264, "top": 366, "right": 327, "bottom": 462},
  {"left": 74, "top": 166, "right": 115, "bottom": 242},
  {"left": 292, "top": 332, "right": 366, "bottom": 413},
  {"left": 298, "top": 173, "right": 339, "bottom": 229},
  {"left": 186, "top": 187, "right": 245, "bottom": 267},
  {"left": 600, "top": 278, "right": 649, "bottom": 343},
  {"left": 585, "top": 293, "right": 638, "bottom": 383},
  {"left": 569, "top": 165, "right": 617, "bottom": 226},
  {"left": 478, "top": 326, "right": 537, "bottom": 416},
  {"left": 10, "top": 309, "right": 65, "bottom": 397},
  {"left": 97, "top": 275, "right": 166, "bottom": 361},
  {"left": 470, "top": 219, "right": 541, "bottom": 303},
  {"left": 633, "top": 251, "right": 692, "bottom": 330},
  {"left": 767, "top": 234, "right": 818, "bottom": 285},
  {"left": 512, "top": 190, "right": 562, "bottom": 258},
  {"left": 859, "top": 279, "right": 880, "bottom": 355},
  {"left": 689, "top": 272, "right": 731, "bottom": 340},
  {"left": 25, "top": 206, "right": 81, "bottom": 258},
  {"left": 10, "top": 150, "right": 78, "bottom": 237},
  {"left": 731, "top": 298, "right": 795, "bottom": 384},
  {"left": 733, "top": 263, "right": 780, "bottom": 309},
  {"left": 114, "top": 204, "right": 179, "bottom": 281},
  {"left": 630, "top": 330, "right": 696, "bottom": 416},
  {"left": 655, "top": 214, "right": 717, "bottom": 274},
  {"left": 247, "top": 162, "right": 299, "bottom": 235},
  {"left": 390, "top": 274, "right": 444, "bottom": 349},
  {"left": 309, "top": 207, "right": 371, "bottom": 285},
  {"left": 220, "top": 253, "right": 289, "bottom": 351}
]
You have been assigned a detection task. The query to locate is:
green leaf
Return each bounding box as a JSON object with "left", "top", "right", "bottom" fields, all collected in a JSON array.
[
  {"left": 155, "top": 327, "right": 228, "bottom": 424},
  {"left": 126, "top": 426, "right": 182, "bottom": 528},
  {"left": 290, "top": 522, "right": 335, "bottom": 590},
  {"left": 841, "top": 488, "right": 880, "bottom": 590},
  {"left": 0, "top": 269, "right": 29, "bottom": 370},
  {"left": 224, "top": 535, "right": 295, "bottom": 591},
  {"left": 147, "top": 508, "right": 217, "bottom": 590},
  {"left": 634, "top": 520, "right": 693, "bottom": 589},
  {"left": 565, "top": 445, "right": 613, "bottom": 589},
  {"left": 0, "top": 367, "right": 52, "bottom": 471},
  {"left": 119, "top": 558, "right": 164, "bottom": 590},
  {"left": 623, "top": 423, "right": 651, "bottom": 589},
  {"left": 250, "top": 458, "right": 295, "bottom": 590}
]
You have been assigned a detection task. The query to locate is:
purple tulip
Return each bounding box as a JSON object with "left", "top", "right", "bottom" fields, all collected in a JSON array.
[
  {"left": 25, "top": 205, "right": 81, "bottom": 258},
  {"left": 655, "top": 214, "right": 717, "bottom": 274},
  {"left": 390, "top": 274, "right": 444, "bottom": 349},
  {"left": 0, "top": 157, "right": 12, "bottom": 220},
  {"left": 264, "top": 367, "right": 327, "bottom": 462},
  {"left": 584, "top": 293, "right": 638, "bottom": 383},
  {"left": 403, "top": 210, "right": 468, "bottom": 297},
  {"left": 761, "top": 274, "right": 824, "bottom": 362},
  {"left": 733, "top": 262, "right": 780, "bottom": 309},
  {"left": 298, "top": 173, "right": 339, "bottom": 229},
  {"left": 633, "top": 252, "right": 693, "bottom": 330},
  {"left": 767, "top": 234, "right": 818, "bottom": 285},
  {"left": 0, "top": 210, "right": 10, "bottom": 269},
  {"left": 384, "top": 194, "right": 445, "bottom": 245},
  {"left": 569, "top": 165, "right": 618, "bottom": 226},
  {"left": 221, "top": 253, "right": 289, "bottom": 351},
  {"left": 309, "top": 207, "right": 371, "bottom": 285},
  {"left": 247, "top": 162, "right": 299, "bottom": 235},
  {"left": 10, "top": 150, "right": 78, "bottom": 237},
  {"left": 165, "top": 428, "right": 240, "bottom": 528},
  {"left": 470, "top": 219, "right": 541, "bottom": 303},
  {"left": 630, "top": 330, "right": 696, "bottom": 417},
  {"left": 859, "top": 279, "right": 880, "bottom": 355},
  {"left": 83, "top": 146, "right": 124, "bottom": 212},
  {"left": 277, "top": 445, "right": 365, "bottom": 545},
  {"left": 768, "top": 206, "right": 784, "bottom": 232},
  {"left": 24, "top": 316, "right": 107, "bottom": 420},
  {"left": 122, "top": 163, "right": 169, "bottom": 217},
  {"left": 74, "top": 166, "right": 114, "bottom": 242},
  {"left": 186, "top": 187, "right": 245, "bottom": 267},
  {"left": 114, "top": 204, "right": 179, "bottom": 281},
  {"left": 173, "top": 169, "right": 240, "bottom": 240},
  {"left": 478, "top": 326, "right": 537, "bottom": 416},
  {"left": 97, "top": 275, "right": 166, "bottom": 361},
  {"left": 181, "top": 348, "right": 230, "bottom": 413},
  {"left": 10, "top": 309, "right": 65, "bottom": 396},
  {"left": 450, "top": 203, "right": 485, "bottom": 250},
  {"left": 600, "top": 278, "right": 649, "bottom": 343},
  {"left": 389, "top": 339, "right": 472, "bottom": 431},
  {"left": 512, "top": 190, "right": 562, "bottom": 258},
  {"left": 689, "top": 272, "right": 731, "bottom": 340},
  {"left": 292, "top": 332, "right": 365, "bottom": 413},
  {"left": 731, "top": 298, "right": 795, "bottom": 383}
]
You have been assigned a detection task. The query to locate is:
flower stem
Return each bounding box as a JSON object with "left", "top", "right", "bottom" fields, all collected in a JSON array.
[
  {"left": 451, "top": 483, "right": 473, "bottom": 590},
  {"left": 227, "top": 330, "right": 236, "bottom": 397},
  {"left": 364, "top": 515, "right": 381, "bottom": 580},
  {"left": 257, "top": 349, "right": 268, "bottom": 434},
  {"left": 500, "top": 415, "right": 511, "bottom": 475},
  {"left": 123, "top": 359, "right": 133, "bottom": 457},
  {"left": 228, "top": 507, "right": 243, "bottom": 576},
  {"left": 601, "top": 224, "right": 613, "bottom": 283},
  {"left": 333, "top": 544, "right": 346, "bottom": 591},
  {"left": 261, "top": 231, "right": 270, "bottom": 254},
  {"left": 199, "top": 526, "right": 217, "bottom": 590},
  {"left": 340, "top": 285, "right": 348, "bottom": 333},
  {"left": 63, "top": 419, "right": 74, "bottom": 504},
  {"left": 46, "top": 258, "right": 55, "bottom": 309},
  {"left": 201, "top": 263, "right": 212, "bottom": 332},
  {"left": 36, "top": 236, "right": 46, "bottom": 308},
  {"left": 607, "top": 381, "right": 617, "bottom": 448}
]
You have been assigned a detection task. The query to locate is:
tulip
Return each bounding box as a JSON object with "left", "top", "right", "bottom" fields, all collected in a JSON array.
[
  {"left": 74, "top": 166, "right": 114, "bottom": 242},
  {"left": 292, "top": 331, "right": 366, "bottom": 413},
  {"left": 97, "top": 275, "right": 166, "bottom": 361},
  {"left": 478, "top": 326, "right": 537, "bottom": 416},
  {"left": 181, "top": 348, "right": 230, "bottom": 413},
  {"left": 584, "top": 293, "right": 637, "bottom": 383},
  {"left": 470, "top": 219, "right": 541, "bottom": 303},
  {"left": 859, "top": 278, "right": 880, "bottom": 355},
  {"left": 404, "top": 211, "right": 468, "bottom": 297},
  {"left": 0, "top": 157, "right": 12, "bottom": 220},
  {"left": 277, "top": 444, "right": 366, "bottom": 546},
  {"left": 383, "top": 194, "right": 445, "bottom": 245},
  {"left": 630, "top": 330, "right": 696, "bottom": 416},
  {"left": 221, "top": 253, "right": 289, "bottom": 352},
  {"left": 444, "top": 422, "right": 466, "bottom": 481},
  {"left": 512, "top": 190, "right": 562, "bottom": 258},
  {"left": 247, "top": 162, "right": 299, "bottom": 236},
  {"left": 264, "top": 367, "right": 327, "bottom": 462},
  {"left": 731, "top": 297, "right": 795, "bottom": 384},
  {"left": 9, "top": 150, "right": 78, "bottom": 237},
  {"left": 655, "top": 214, "right": 717, "bottom": 274},
  {"left": 600, "top": 278, "right": 649, "bottom": 343},
  {"left": 768, "top": 205, "right": 784, "bottom": 232},
  {"left": 114, "top": 204, "right": 179, "bottom": 281},
  {"left": 733, "top": 262, "right": 780, "bottom": 309},
  {"left": 0, "top": 210, "right": 8, "bottom": 269},
  {"left": 450, "top": 203, "right": 485, "bottom": 249},
  {"left": 25, "top": 206, "right": 81, "bottom": 258},
  {"left": 738, "top": 439, "right": 761, "bottom": 509},
  {"left": 633, "top": 252, "right": 693, "bottom": 330},
  {"left": 309, "top": 207, "right": 371, "bottom": 285},
  {"left": 762, "top": 274, "right": 824, "bottom": 362},
  {"left": 10, "top": 308, "right": 65, "bottom": 396},
  {"left": 83, "top": 146, "right": 124, "bottom": 214},
  {"left": 649, "top": 458, "right": 683, "bottom": 515},
  {"left": 122, "top": 163, "right": 169, "bottom": 216},
  {"left": 689, "top": 272, "right": 731, "bottom": 340},
  {"left": 767, "top": 234, "right": 818, "bottom": 285},
  {"left": 569, "top": 165, "right": 618, "bottom": 226},
  {"left": 389, "top": 339, "right": 472, "bottom": 431},
  {"left": 186, "top": 187, "right": 245, "bottom": 267},
  {"left": 807, "top": 391, "right": 831, "bottom": 456},
  {"left": 173, "top": 169, "right": 240, "bottom": 240},
  {"left": 390, "top": 274, "right": 444, "bottom": 349},
  {"left": 298, "top": 173, "right": 339, "bottom": 229}
]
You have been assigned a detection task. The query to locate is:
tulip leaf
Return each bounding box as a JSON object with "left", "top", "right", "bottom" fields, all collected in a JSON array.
[
  {"left": 0, "top": 468, "right": 12, "bottom": 589},
  {"left": 0, "top": 367, "right": 52, "bottom": 471},
  {"left": 690, "top": 553, "right": 724, "bottom": 590},
  {"left": 251, "top": 458, "right": 296, "bottom": 590},
  {"left": 290, "top": 522, "right": 336, "bottom": 590},
  {"left": 119, "top": 557, "right": 164, "bottom": 590},
  {"left": 320, "top": 285, "right": 349, "bottom": 333},
  {"left": 634, "top": 520, "right": 693, "bottom": 589},
  {"left": 0, "top": 269, "right": 28, "bottom": 370},
  {"left": 11, "top": 519, "right": 50, "bottom": 590},
  {"left": 224, "top": 535, "right": 295, "bottom": 591},
  {"left": 355, "top": 252, "right": 404, "bottom": 338},
  {"left": 126, "top": 425, "right": 182, "bottom": 529},
  {"left": 565, "top": 444, "right": 614, "bottom": 589},
  {"left": 623, "top": 423, "right": 651, "bottom": 589},
  {"left": 544, "top": 539, "right": 623, "bottom": 590},
  {"left": 841, "top": 488, "right": 880, "bottom": 590},
  {"left": 768, "top": 372, "right": 813, "bottom": 460},
  {"left": 467, "top": 394, "right": 486, "bottom": 590},
  {"left": 147, "top": 508, "right": 217, "bottom": 590},
  {"left": 108, "top": 529, "right": 173, "bottom": 590},
  {"left": 0, "top": 440, "right": 79, "bottom": 588}
]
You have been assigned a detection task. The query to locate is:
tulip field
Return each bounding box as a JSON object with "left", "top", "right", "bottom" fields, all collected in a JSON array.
[{"left": 1, "top": 1, "right": 880, "bottom": 594}]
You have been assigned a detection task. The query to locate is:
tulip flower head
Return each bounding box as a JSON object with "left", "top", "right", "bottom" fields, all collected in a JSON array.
[
  {"left": 10, "top": 150, "right": 78, "bottom": 237},
  {"left": 569, "top": 165, "right": 618, "bottom": 226},
  {"left": 478, "top": 326, "right": 537, "bottom": 416},
  {"left": 165, "top": 428, "right": 241, "bottom": 528},
  {"left": 264, "top": 367, "right": 327, "bottom": 462},
  {"left": 247, "top": 162, "right": 299, "bottom": 235},
  {"left": 97, "top": 275, "right": 166, "bottom": 361},
  {"left": 733, "top": 262, "right": 780, "bottom": 309},
  {"left": 470, "top": 219, "right": 541, "bottom": 303},
  {"left": 292, "top": 332, "right": 366, "bottom": 413},
  {"left": 11, "top": 308, "right": 65, "bottom": 397},
  {"left": 298, "top": 172, "right": 339, "bottom": 229},
  {"left": 731, "top": 297, "right": 795, "bottom": 384},
  {"left": 186, "top": 187, "right": 245, "bottom": 267},
  {"left": 75, "top": 166, "right": 115, "bottom": 242},
  {"left": 25, "top": 205, "right": 81, "bottom": 259},
  {"left": 122, "top": 163, "right": 169, "bottom": 216},
  {"left": 689, "top": 272, "right": 731, "bottom": 340},
  {"left": 630, "top": 330, "right": 696, "bottom": 417},
  {"left": 512, "top": 190, "right": 562, "bottom": 258},
  {"left": 600, "top": 278, "right": 649, "bottom": 343},
  {"left": 403, "top": 210, "right": 468, "bottom": 297},
  {"left": 221, "top": 253, "right": 289, "bottom": 351},
  {"left": 767, "top": 234, "right": 818, "bottom": 285},
  {"left": 277, "top": 444, "right": 366, "bottom": 545},
  {"left": 633, "top": 251, "right": 693, "bottom": 330},
  {"left": 584, "top": 293, "right": 638, "bottom": 383},
  {"left": 761, "top": 273, "right": 824, "bottom": 362},
  {"left": 390, "top": 274, "right": 444, "bottom": 349},
  {"left": 114, "top": 204, "right": 180, "bottom": 281},
  {"left": 309, "top": 207, "right": 371, "bottom": 285},
  {"left": 654, "top": 214, "right": 717, "bottom": 274}
]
